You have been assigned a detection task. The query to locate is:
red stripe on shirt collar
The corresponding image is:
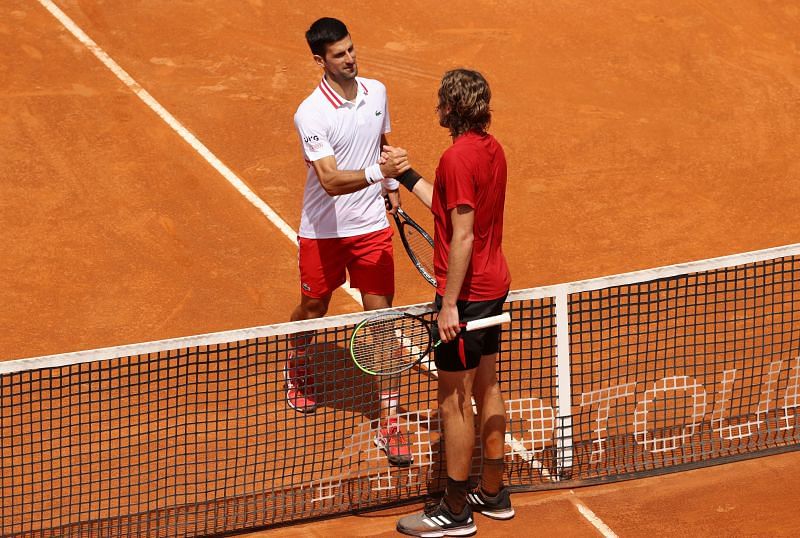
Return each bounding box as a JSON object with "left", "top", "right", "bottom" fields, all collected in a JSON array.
[
  {"left": 319, "top": 77, "right": 343, "bottom": 108},
  {"left": 318, "top": 77, "right": 368, "bottom": 108}
]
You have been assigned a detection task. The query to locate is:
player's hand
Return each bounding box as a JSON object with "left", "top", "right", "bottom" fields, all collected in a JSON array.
[
  {"left": 437, "top": 303, "right": 461, "bottom": 343},
  {"left": 380, "top": 145, "right": 410, "bottom": 177},
  {"left": 385, "top": 190, "right": 401, "bottom": 215},
  {"left": 383, "top": 145, "right": 407, "bottom": 159}
]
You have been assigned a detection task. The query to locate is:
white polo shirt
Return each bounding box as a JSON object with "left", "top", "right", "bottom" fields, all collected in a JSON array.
[{"left": 294, "top": 76, "right": 391, "bottom": 239}]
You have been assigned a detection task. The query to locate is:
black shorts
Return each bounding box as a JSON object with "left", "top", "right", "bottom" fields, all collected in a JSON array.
[{"left": 433, "top": 293, "right": 508, "bottom": 372}]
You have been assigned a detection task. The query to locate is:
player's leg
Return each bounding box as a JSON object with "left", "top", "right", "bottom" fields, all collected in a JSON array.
[
  {"left": 290, "top": 293, "right": 331, "bottom": 321},
  {"left": 285, "top": 294, "right": 331, "bottom": 413},
  {"left": 348, "top": 227, "right": 395, "bottom": 310},
  {"left": 286, "top": 237, "right": 345, "bottom": 413},
  {"left": 360, "top": 291, "right": 401, "bottom": 424},
  {"left": 347, "top": 227, "right": 395, "bottom": 307},
  {"left": 469, "top": 350, "right": 515, "bottom": 519},
  {"left": 439, "top": 367, "right": 478, "bottom": 488},
  {"left": 467, "top": 294, "right": 514, "bottom": 519},
  {"left": 473, "top": 351, "right": 505, "bottom": 468},
  {"left": 348, "top": 228, "right": 413, "bottom": 465},
  {"left": 397, "top": 343, "right": 479, "bottom": 536},
  {"left": 399, "top": 301, "right": 483, "bottom": 536}
]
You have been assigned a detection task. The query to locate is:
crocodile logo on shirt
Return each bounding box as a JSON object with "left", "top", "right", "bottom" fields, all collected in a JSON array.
[{"left": 375, "top": 111, "right": 382, "bottom": 116}]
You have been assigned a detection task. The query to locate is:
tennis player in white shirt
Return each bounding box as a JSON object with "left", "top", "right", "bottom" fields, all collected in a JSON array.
[{"left": 286, "top": 17, "right": 413, "bottom": 466}]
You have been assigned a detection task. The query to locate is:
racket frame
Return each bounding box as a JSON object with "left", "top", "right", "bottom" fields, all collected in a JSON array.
[
  {"left": 391, "top": 207, "right": 437, "bottom": 287},
  {"left": 349, "top": 312, "right": 511, "bottom": 376},
  {"left": 349, "top": 312, "right": 433, "bottom": 376}
]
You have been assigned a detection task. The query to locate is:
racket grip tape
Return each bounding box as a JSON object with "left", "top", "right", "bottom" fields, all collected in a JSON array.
[{"left": 463, "top": 312, "right": 511, "bottom": 331}]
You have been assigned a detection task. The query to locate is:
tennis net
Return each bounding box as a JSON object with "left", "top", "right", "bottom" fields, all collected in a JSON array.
[{"left": 2, "top": 243, "right": 800, "bottom": 536}]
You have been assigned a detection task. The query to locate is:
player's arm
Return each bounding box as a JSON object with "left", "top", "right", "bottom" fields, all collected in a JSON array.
[
  {"left": 380, "top": 147, "right": 433, "bottom": 209},
  {"left": 437, "top": 205, "right": 474, "bottom": 342},
  {"left": 312, "top": 149, "right": 408, "bottom": 196},
  {"left": 296, "top": 109, "right": 407, "bottom": 196},
  {"left": 409, "top": 177, "right": 433, "bottom": 209}
]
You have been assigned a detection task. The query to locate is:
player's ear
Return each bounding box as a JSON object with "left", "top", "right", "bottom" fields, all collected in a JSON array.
[{"left": 312, "top": 54, "right": 325, "bottom": 69}]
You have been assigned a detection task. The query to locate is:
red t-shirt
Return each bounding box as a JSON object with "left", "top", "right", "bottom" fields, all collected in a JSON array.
[{"left": 432, "top": 131, "right": 511, "bottom": 301}]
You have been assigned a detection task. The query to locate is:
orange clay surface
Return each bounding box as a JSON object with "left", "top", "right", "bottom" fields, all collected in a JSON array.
[{"left": 2, "top": 0, "right": 799, "bottom": 536}]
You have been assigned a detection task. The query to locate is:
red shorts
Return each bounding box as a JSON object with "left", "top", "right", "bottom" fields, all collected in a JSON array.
[{"left": 298, "top": 227, "right": 395, "bottom": 298}]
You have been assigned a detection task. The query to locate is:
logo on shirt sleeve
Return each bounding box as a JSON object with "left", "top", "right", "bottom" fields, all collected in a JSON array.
[{"left": 303, "top": 135, "right": 322, "bottom": 152}]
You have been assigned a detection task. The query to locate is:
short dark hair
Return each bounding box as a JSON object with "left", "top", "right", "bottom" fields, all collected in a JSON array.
[
  {"left": 437, "top": 69, "right": 492, "bottom": 137},
  {"left": 305, "top": 17, "right": 349, "bottom": 57}
]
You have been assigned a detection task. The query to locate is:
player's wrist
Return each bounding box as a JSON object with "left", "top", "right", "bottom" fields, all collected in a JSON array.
[
  {"left": 365, "top": 163, "right": 384, "bottom": 185},
  {"left": 441, "top": 297, "right": 458, "bottom": 308},
  {"left": 382, "top": 177, "right": 400, "bottom": 191},
  {"left": 396, "top": 168, "right": 422, "bottom": 192}
]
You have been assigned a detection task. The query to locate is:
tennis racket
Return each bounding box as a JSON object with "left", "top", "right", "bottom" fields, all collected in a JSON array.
[
  {"left": 387, "top": 198, "right": 436, "bottom": 287},
  {"left": 349, "top": 311, "right": 510, "bottom": 376}
]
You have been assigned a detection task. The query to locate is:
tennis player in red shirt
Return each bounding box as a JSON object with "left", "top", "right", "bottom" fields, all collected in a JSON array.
[{"left": 395, "top": 69, "right": 513, "bottom": 536}]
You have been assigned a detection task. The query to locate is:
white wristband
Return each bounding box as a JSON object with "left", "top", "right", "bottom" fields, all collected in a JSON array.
[
  {"left": 382, "top": 177, "right": 400, "bottom": 191},
  {"left": 365, "top": 163, "right": 384, "bottom": 185}
]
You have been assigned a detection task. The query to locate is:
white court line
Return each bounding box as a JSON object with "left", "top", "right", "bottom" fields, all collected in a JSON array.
[
  {"left": 569, "top": 491, "right": 618, "bottom": 538},
  {"left": 36, "top": 0, "right": 363, "bottom": 307}
]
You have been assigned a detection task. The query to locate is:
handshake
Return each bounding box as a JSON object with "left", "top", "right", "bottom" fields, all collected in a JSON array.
[{"left": 365, "top": 145, "right": 421, "bottom": 192}]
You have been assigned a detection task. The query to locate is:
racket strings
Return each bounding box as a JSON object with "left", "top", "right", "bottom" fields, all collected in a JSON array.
[
  {"left": 403, "top": 225, "right": 435, "bottom": 277},
  {"left": 351, "top": 316, "right": 430, "bottom": 374}
]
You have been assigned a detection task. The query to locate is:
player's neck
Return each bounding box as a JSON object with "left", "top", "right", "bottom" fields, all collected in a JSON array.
[{"left": 324, "top": 73, "right": 357, "bottom": 101}]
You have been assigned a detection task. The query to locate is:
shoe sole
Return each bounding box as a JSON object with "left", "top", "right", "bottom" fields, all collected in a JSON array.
[
  {"left": 373, "top": 436, "right": 413, "bottom": 466},
  {"left": 467, "top": 491, "right": 515, "bottom": 520},
  {"left": 396, "top": 523, "right": 477, "bottom": 537},
  {"left": 472, "top": 507, "right": 515, "bottom": 520}
]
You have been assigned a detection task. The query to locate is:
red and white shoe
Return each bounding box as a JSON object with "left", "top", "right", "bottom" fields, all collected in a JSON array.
[
  {"left": 284, "top": 360, "right": 317, "bottom": 414},
  {"left": 374, "top": 419, "right": 413, "bottom": 466}
]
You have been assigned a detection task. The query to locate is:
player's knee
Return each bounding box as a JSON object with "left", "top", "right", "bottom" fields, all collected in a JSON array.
[
  {"left": 299, "top": 296, "right": 329, "bottom": 318},
  {"left": 474, "top": 373, "right": 499, "bottom": 400},
  {"left": 361, "top": 293, "right": 392, "bottom": 311},
  {"left": 482, "top": 434, "right": 505, "bottom": 459},
  {"left": 307, "top": 304, "right": 328, "bottom": 318},
  {"left": 437, "top": 395, "right": 460, "bottom": 423}
]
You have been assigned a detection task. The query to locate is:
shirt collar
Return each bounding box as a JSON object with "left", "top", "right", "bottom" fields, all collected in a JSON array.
[{"left": 319, "top": 76, "right": 369, "bottom": 109}]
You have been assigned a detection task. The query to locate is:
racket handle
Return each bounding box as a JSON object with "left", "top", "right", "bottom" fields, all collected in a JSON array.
[{"left": 463, "top": 312, "right": 511, "bottom": 331}]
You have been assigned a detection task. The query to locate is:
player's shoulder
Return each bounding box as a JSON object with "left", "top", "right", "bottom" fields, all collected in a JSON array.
[
  {"left": 442, "top": 135, "right": 474, "bottom": 158},
  {"left": 438, "top": 142, "right": 465, "bottom": 170},
  {"left": 295, "top": 85, "right": 325, "bottom": 114},
  {"left": 294, "top": 87, "right": 331, "bottom": 125},
  {"left": 452, "top": 131, "right": 500, "bottom": 153},
  {"left": 357, "top": 77, "right": 387, "bottom": 96},
  {"left": 439, "top": 133, "right": 485, "bottom": 166},
  {"left": 479, "top": 132, "right": 506, "bottom": 160}
]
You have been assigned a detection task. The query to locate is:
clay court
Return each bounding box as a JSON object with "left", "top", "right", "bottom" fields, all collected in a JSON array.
[{"left": 2, "top": 1, "right": 800, "bottom": 536}]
